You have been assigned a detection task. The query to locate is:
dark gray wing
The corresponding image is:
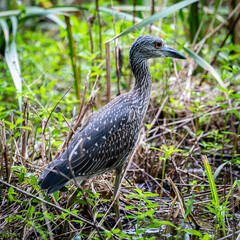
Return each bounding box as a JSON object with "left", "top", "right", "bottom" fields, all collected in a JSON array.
[
  {"left": 38, "top": 101, "right": 141, "bottom": 193},
  {"left": 63, "top": 104, "right": 141, "bottom": 175}
]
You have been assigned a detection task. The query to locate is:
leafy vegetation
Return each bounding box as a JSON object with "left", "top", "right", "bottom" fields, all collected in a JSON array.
[{"left": 0, "top": 0, "right": 240, "bottom": 239}]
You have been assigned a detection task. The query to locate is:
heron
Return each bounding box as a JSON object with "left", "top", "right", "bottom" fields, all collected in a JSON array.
[{"left": 38, "top": 35, "right": 186, "bottom": 214}]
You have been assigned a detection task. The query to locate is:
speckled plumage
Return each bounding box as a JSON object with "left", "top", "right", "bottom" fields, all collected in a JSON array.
[{"left": 38, "top": 35, "right": 186, "bottom": 194}]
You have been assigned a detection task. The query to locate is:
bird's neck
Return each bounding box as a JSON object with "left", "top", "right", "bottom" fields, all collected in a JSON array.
[{"left": 130, "top": 57, "right": 152, "bottom": 96}]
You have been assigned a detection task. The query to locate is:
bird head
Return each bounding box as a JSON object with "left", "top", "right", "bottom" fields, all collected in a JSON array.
[{"left": 130, "top": 35, "right": 186, "bottom": 60}]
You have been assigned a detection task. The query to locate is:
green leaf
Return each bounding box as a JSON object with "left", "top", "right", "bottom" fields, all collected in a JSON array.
[
  {"left": 183, "top": 46, "right": 227, "bottom": 90},
  {"left": 217, "top": 86, "right": 228, "bottom": 94},
  {"left": 202, "top": 233, "right": 209, "bottom": 240},
  {"left": 215, "top": 96, "right": 225, "bottom": 101},
  {"left": 183, "top": 229, "right": 203, "bottom": 237},
  {"left": 125, "top": 206, "right": 137, "bottom": 210},
  {"left": 0, "top": 10, "right": 21, "bottom": 17},
  {"left": 2, "top": 120, "right": 15, "bottom": 129},
  {"left": 144, "top": 209, "right": 155, "bottom": 216},
  {"left": 14, "top": 133, "right": 21, "bottom": 138},
  {"left": 47, "top": 79, "right": 58, "bottom": 89},
  {"left": 125, "top": 215, "right": 136, "bottom": 219},
  {"left": 142, "top": 192, "right": 159, "bottom": 197},
  {"left": 157, "top": 221, "right": 177, "bottom": 228},
  {"left": 202, "top": 156, "right": 219, "bottom": 206},
  {"left": 222, "top": 131, "right": 237, "bottom": 135},
  {"left": 87, "top": 198, "right": 94, "bottom": 206},
  {"left": 147, "top": 223, "right": 162, "bottom": 228},
  {"left": 228, "top": 109, "right": 240, "bottom": 120},
  {"left": 106, "top": 0, "right": 199, "bottom": 42},
  {"left": 18, "top": 126, "right": 32, "bottom": 131},
  {"left": 53, "top": 191, "right": 59, "bottom": 202},
  {"left": 143, "top": 203, "right": 159, "bottom": 208},
  {"left": 28, "top": 206, "right": 35, "bottom": 217},
  {"left": 219, "top": 103, "right": 227, "bottom": 109},
  {"left": 99, "top": 6, "right": 165, "bottom": 34},
  {"left": 111, "top": 229, "right": 121, "bottom": 234},
  {"left": 0, "top": 5, "right": 85, "bottom": 18},
  {"left": 30, "top": 173, "right": 38, "bottom": 184},
  {"left": 136, "top": 229, "right": 144, "bottom": 234},
  {"left": 196, "top": 130, "right": 203, "bottom": 136},
  {"left": 0, "top": 17, "right": 22, "bottom": 111},
  {"left": 18, "top": 171, "right": 24, "bottom": 184},
  {"left": 46, "top": 14, "right": 66, "bottom": 28},
  {"left": 15, "top": 118, "right": 24, "bottom": 126},
  {"left": 137, "top": 214, "right": 144, "bottom": 220}
]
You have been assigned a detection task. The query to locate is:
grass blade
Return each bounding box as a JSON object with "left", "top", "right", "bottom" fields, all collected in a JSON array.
[
  {"left": 106, "top": 0, "right": 199, "bottom": 42},
  {"left": 183, "top": 46, "right": 227, "bottom": 89},
  {"left": 213, "top": 161, "right": 229, "bottom": 180},
  {"left": 46, "top": 14, "right": 66, "bottom": 28},
  {"left": 0, "top": 10, "right": 21, "bottom": 18},
  {"left": 202, "top": 155, "right": 219, "bottom": 205},
  {"left": 168, "top": 177, "right": 199, "bottom": 228},
  {"left": 0, "top": 17, "right": 22, "bottom": 111},
  {"left": 65, "top": 15, "right": 81, "bottom": 102},
  {"left": 0, "top": 6, "right": 84, "bottom": 18},
  {"left": 99, "top": 7, "right": 165, "bottom": 34}
]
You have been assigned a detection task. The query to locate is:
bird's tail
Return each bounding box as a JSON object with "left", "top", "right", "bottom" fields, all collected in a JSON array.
[{"left": 38, "top": 161, "right": 69, "bottom": 194}]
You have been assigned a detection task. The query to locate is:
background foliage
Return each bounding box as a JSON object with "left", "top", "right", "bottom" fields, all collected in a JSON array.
[{"left": 0, "top": 0, "right": 240, "bottom": 239}]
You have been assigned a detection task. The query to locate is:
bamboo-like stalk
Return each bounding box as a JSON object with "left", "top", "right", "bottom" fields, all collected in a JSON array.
[
  {"left": 95, "top": 0, "right": 103, "bottom": 107},
  {"left": 96, "top": 0, "right": 102, "bottom": 59},
  {"left": 65, "top": 15, "right": 81, "bottom": 102},
  {"left": 21, "top": 96, "right": 28, "bottom": 166},
  {"left": 105, "top": 42, "right": 111, "bottom": 103},
  {"left": 1, "top": 122, "right": 9, "bottom": 182}
]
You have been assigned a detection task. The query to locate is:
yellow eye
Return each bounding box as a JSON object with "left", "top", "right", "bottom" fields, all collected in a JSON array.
[{"left": 156, "top": 42, "right": 162, "bottom": 48}]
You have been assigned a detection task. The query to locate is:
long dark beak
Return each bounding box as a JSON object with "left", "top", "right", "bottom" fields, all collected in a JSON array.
[{"left": 162, "top": 45, "right": 186, "bottom": 59}]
